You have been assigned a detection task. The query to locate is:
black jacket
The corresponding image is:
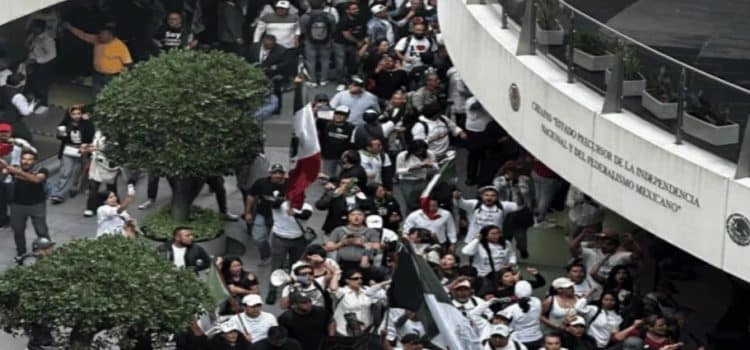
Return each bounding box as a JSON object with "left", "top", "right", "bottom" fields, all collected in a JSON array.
[
  {"left": 217, "top": 0, "right": 246, "bottom": 43},
  {"left": 158, "top": 241, "right": 211, "bottom": 272},
  {"left": 315, "top": 191, "right": 371, "bottom": 234},
  {"left": 247, "top": 43, "right": 291, "bottom": 78}
]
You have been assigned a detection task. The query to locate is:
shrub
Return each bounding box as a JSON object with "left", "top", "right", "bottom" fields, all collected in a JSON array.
[
  {"left": 574, "top": 31, "right": 611, "bottom": 56},
  {"left": 141, "top": 206, "right": 225, "bottom": 241}
]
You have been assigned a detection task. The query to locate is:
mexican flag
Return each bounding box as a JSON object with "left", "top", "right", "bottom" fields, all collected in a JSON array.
[
  {"left": 388, "top": 244, "right": 481, "bottom": 350},
  {"left": 286, "top": 81, "right": 321, "bottom": 209}
]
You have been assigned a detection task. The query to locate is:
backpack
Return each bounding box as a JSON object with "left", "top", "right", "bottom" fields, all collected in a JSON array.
[
  {"left": 308, "top": 12, "right": 333, "bottom": 44},
  {"left": 402, "top": 34, "right": 437, "bottom": 65}
]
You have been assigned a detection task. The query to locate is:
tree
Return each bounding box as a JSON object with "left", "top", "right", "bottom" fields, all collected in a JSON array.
[
  {"left": 0, "top": 236, "right": 212, "bottom": 349},
  {"left": 95, "top": 50, "right": 268, "bottom": 221}
]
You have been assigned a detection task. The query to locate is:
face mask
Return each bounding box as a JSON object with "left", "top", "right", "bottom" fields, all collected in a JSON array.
[
  {"left": 296, "top": 275, "right": 310, "bottom": 285},
  {"left": 414, "top": 34, "right": 425, "bottom": 39}
]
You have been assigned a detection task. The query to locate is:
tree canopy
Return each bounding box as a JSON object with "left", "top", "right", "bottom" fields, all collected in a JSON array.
[
  {"left": 0, "top": 236, "right": 211, "bottom": 347},
  {"left": 94, "top": 49, "right": 268, "bottom": 178}
]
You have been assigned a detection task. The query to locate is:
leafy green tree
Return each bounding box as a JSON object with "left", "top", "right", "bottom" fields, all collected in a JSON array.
[
  {"left": 95, "top": 50, "right": 268, "bottom": 220},
  {"left": 0, "top": 236, "right": 212, "bottom": 349}
]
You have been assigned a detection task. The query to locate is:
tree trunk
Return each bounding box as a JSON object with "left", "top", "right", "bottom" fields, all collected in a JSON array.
[{"left": 168, "top": 176, "right": 202, "bottom": 221}]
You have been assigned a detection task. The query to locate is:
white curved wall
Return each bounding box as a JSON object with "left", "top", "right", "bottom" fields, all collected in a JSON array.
[
  {"left": 0, "top": 0, "right": 65, "bottom": 26},
  {"left": 440, "top": 0, "right": 750, "bottom": 281}
]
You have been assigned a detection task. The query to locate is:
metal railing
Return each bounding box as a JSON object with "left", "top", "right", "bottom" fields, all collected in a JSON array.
[{"left": 490, "top": 0, "right": 750, "bottom": 178}]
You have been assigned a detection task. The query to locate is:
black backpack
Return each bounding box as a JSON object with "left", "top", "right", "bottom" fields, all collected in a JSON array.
[{"left": 307, "top": 11, "right": 333, "bottom": 44}]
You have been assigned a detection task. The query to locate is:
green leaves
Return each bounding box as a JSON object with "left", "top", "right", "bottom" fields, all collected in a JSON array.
[
  {"left": 95, "top": 50, "right": 268, "bottom": 177},
  {"left": 141, "top": 205, "right": 225, "bottom": 241},
  {"left": 0, "top": 236, "right": 212, "bottom": 345}
]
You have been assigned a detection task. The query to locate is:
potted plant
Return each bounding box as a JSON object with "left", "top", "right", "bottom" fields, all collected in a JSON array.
[
  {"left": 605, "top": 44, "right": 646, "bottom": 97},
  {"left": 0, "top": 236, "right": 212, "bottom": 349},
  {"left": 683, "top": 91, "right": 739, "bottom": 146},
  {"left": 141, "top": 206, "right": 227, "bottom": 256},
  {"left": 573, "top": 31, "right": 615, "bottom": 71},
  {"left": 535, "top": 0, "right": 564, "bottom": 46},
  {"left": 642, "top": 66, "right": 679, "bottom": 120},
  {"left": 95, "top": 50, "right": 267, "bottom": 254}
]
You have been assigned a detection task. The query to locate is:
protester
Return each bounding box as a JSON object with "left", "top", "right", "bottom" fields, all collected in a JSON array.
[
  {"left": 49, "top": 105, "right": 95, "bottom": 204},
  {"left": 244, "top": 163, "right": 288, "bottom": 266},
  {"left": 158, "top": 226, "right": 211, "bottom": 272},
  {"left": 2, "top": 151, "right": 49, "bottom": 261},
  {"left": 64, "top": 22, "right": 133, "bottom": 95}
]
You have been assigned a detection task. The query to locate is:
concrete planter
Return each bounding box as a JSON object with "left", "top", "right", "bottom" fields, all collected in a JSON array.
[
  {"left": 642, "top": 89, "right": 678, "bottom": 120},
  {"left": 535, "top": 22, "right": 565, "bottom": 46},
  {"left": 605, "top": 70, "right": 646, "bottom": 97},
  {"left": 683, "top": 114, "right": 739, "bottom": 146},
  {"left": 573, "top": 49, "right": 615, "bottom": 71}
]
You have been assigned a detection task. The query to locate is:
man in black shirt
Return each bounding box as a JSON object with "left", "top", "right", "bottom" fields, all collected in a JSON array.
[
  {"left": 320, "top": 106, "right": 355, "bottom": 179},
  {"left": 244, "top": 163, "right": 287, "bottom": 266},
  {"left": 277, "top": 293, "right": 332, "bottom": 350},
  {"left": 333, "top": 2, "right": 367, "bottom": 88},
  {"left": 153, "top": 12, "right": 198, "bottom": 52},
  {"left": 2, "top": 151, "right": 50, "bottom": 260}
]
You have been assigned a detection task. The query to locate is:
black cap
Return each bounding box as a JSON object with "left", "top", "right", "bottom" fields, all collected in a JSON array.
[
  {"left": 314, "top": 93, "right": 329, "bottom": 102},
  {"left": 290, "top": 292, "right": 312, "bottom": 305},
  {"left": 269, "top": 163, "right": 286, "bottom": 173},
  {"left": 401, "top": 333, "right": 422, "bottom": 344}
]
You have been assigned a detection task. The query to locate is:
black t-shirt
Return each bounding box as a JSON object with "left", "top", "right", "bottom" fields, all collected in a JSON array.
[
  {"left": 322, "top": 122, "right": 355, "bottom": 160},
  {"left": 334, "top": 14, "right": 367, "bottom": 45},
  {"left": 154, "top": 26, "right": 192, "bottom": 51},
  {"left": 277, "top": 306, "right": 331, "bottom": 350},
  {"left": 371, "top": 69, "right": 410, "bottom": 100},
  {"left": 249, "top": 177, "right": 286, "bottom": 218},
  {"left": 14, "top": 167, "right": 48, "bottom": 205}
]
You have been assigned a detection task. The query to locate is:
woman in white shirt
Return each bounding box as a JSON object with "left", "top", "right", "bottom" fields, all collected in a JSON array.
[
  {"left": 461, "top": 225, "right": 517, "bottom": 278},
  {"left": 577, "top": 290, "right": 630, "bottom": 349},
  {"left": 331, "top": 269, "right": 388, "bottom": 337},
  {"left": 96, "top": 184, "right": 135, "bottom": 237},
  {"left": 502, "top": 280, "right": 544, "bottom": 349},
  {"left": 395, "top": 139, "right": 437, "bottom": 211}
]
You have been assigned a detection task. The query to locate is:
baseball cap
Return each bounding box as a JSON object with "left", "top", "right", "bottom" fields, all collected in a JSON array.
[
  {"left": 489, "top": 324, "right": 511, "bottom": 338},
  {"left": 366, "top": 215, "right": 383, "bottom": 229},
  {"left": 370, "top": 4, "right": 387, "bottom": 14},
  {"left": 242, "top": 294, "right": 263, "bottom": 306},
  {"left": 275, "top": 0, "right": 291, "bottom": 8},
  {"left": 552, "top": 277, "right": 575, "bottom": 289},
  {"left": 401, "top": 333, "right": 422, "bottom": 344},
  {"left": 334, "top": 105, "right": 351, "bottom": 115},
  {"left": 452, "top": 280, "right": 472, "bottom": 290},
  {"left": 494, "top": 309, "right": 513, "bottom": 321},
  {"left": 269, "top": 163, "right": 286, "bottom": 173},
  {"left": 314, "top": 93, "right": 330, "bottom": 102},
  {"left": 0, "top": 123, "right": 12, "bottom": 132},
  {"left": 290, "top": 292, "right": 312, "bottom": 305},
  {"left": 32, "top": 237, "right": 55, "bottom": 251},
  {"left": 350, "top": 75, "right": 365, "bottom": 86},
  {"left": 569, "top": 315, "right": 586, "bottom": 327}
]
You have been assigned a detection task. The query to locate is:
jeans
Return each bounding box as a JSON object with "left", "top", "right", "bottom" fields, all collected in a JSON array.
[
  {"left": 250, "top": 214, "right": 271, "bottom": 260},
  {"left": 333, "top": 42, "right": 359, "bottom": 83},
  {"left": 321, "top": 158, "right": 340, "bottom": 179},
  {"left": 49, "top": 154, "right": 83, "bottom": 200},
  {"left": 532, "top": 171, "right": 563, "bottom": 221},
  {"left": 92, "top": 72, "right": 114, "bottom": 98},
  {"left": 270, "top": 234, "right": 308, "bottom": 271},
  {"left": 305, "top": 42, "right": 332, "bottom": 83},
  {"left": 10, "top": 202, "right": 49, "bottom": 256}
]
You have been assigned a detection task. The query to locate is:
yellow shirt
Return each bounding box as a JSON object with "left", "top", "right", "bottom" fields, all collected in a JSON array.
[{"left": 93, "top": 38, "right": 132, "bottom": 74}]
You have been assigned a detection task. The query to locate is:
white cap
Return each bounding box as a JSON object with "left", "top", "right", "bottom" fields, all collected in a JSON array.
[
  {"left": 366, "top": 215, "right": 383, "bottom": 229},
  {"left": 242, "top": 294, "right": 263, "bottom": 306},
  {"left": 275, "top": 0, "right": 291, "bottom": 8},
  {"left": 514, "top": 280, "right": 532, "bottom": 298},
  {"left": 552, "top": 277, "right": 575, "bottom": 289},
  {"left": 569, "top": 316, "right": 586, "bottom": 327},
  {"left": 488, "top": 324, "right": 512, "bottom": 338},
  {"left": 494, "top": 309, "right": 513, "bottom": 321},
  {"left": 371, "top": 4, "right": 387, "bottom": 13},
  {"left": 452, "top": 280, "right": 472, "bottom": 290},
  {"left": 334, "top": 105, "right": 351, "bottom": 115}
]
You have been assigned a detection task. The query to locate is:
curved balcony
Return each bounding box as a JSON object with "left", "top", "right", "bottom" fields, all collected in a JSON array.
[
  {"left": 0, "top": 0, "right": 66, "bottom": 26},
  {"left": 439, "top": 0, "right": 750, "bottom": 281}
]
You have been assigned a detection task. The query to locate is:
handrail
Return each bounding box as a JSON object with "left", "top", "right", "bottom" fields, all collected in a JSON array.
[{"left": 556, "top": 0, "right": 750, "bottom": 96}]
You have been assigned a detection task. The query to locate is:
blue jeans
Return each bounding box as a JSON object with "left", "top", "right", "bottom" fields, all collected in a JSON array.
[
  {"left": 305, "top": 42, "right": 333, "bottom": 83},
  {"left": 250, "top": 214, "right": 271, "bottom": 260},
  {"left": 333, "top": 42, "right": 359, "bottom": 83}
]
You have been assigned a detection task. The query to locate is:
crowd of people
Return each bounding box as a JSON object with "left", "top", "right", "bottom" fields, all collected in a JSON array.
[{"left": 0, "top": 0, "right": 709, "bottom": 350}]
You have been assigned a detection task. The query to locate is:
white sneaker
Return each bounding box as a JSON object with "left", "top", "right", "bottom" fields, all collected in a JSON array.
[
  {"left": 83, "top": 210, "right": 94, "bottom": 217},
  {"left": 336, "top": 84, "right": 346, "bottom": 91},
  {"left": 319, "top": 81, "right": 329, "bottom": 87},
  {"left": 138, "top": 199, "right": 153, "bottom": 210},
  {"left": 222, "top": 212, "right": 240, "bottom": 221},
  {"left": 305, "top": 81, "right": 319, "bottom": 88}
]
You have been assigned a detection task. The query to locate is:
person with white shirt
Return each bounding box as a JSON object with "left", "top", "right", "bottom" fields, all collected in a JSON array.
[
  {"left": 462, "top": 225, "right": 517, "bottom": 278},
  {"left": 483, "top": 323, "right": 528, "bottom": 350},
  {"left": 157, "top": 226, "right": 211, "bottom": 272},
  {"left": 502, "top": 281, "right": 544, "bottom": 349},
  {"left": 253, "top": 1, "right": 301, "bottom": 50},
  {"left": 576, "top": 290, "right": 631, "bottom": 349},
  {"left": 367, "top": 4, "right": 396, "bottom": 45},
  {"left": 382, "top": 308, "right": 426, "bottom": 347},
  {"left": 95, "top": 184, "right": 135, "bottom": 237},
  {"left": 270, "top": 200, "right": 314, "bottom": 272},
  {"left": 464, "top": 97, "right": 492, "bottom": 185},
  {"left": 395, "top": 140, "right": 438, "bottom": 212},
  {"left": 26, "top": 19, "right": 56, "bottom": 108},
  {"left": 567, "top": 260, "right": 597, "bottom": 300},
  {"left": 358, "top": 138, "right": 392, "bottom": 185},
  {"left": 228, "top": 294, "right": 278, "bottom": 344},
  {"left": 330, "top": 269, "right": 388, "bottom": 337},
  {"left": 410, "top": 102, "right": 467, "bottom": 158},
  {"left": 402, "top": 197, "right": 457, "bottom": 250},
  {"left": 394, "top": 23, "right": 437, "bottom": 72},
  {"left": 568, "top": 229, "right": 638, "bottom": 301},
  {"left": 1, "top": 73, "right": 37, "bottom": 141},
  {"left": 450, "top": 278, "right": 489, "bottom": 317},
  {"left": 455, "top": 186, "right": 523, "bottom": 243}
]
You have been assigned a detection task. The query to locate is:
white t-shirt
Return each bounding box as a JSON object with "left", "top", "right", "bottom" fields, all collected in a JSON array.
[
  {"left": 281, "top": 277, "right": 326, "bottom": 308},
  {"left": 271, "top": 201, "right": 313, "bottom": 239},
  {"left": 383, "top": 308, "right": 426, "bottom": 343},
  {"left": 464, "top": 97, "right": 492, "bottom": 132},
  {"left": 359, "top": 150, "right": 392, "bottom": 184},
  {"left": 403, "top": 208, "right": 458, "bottom": 244},
  {"left": 461, "top": 239, "right": 517, "bottom": 277},
  {"left": 395, "top": 35, "right": 436, "bottom": 71},
  {"left": 172, "top": 245, "right": 187, "bottom": 268},
  {"left": 502, "top": 297, "right": 543, "bottom": 343},
  {"left": 580, "top": 305, "right": 623, "bottom": 348},
  {"left": 580, "top": 247, "right": 632, "bottom": 299},
  {"left": 458, "top": 199, "right": 520, "bottom": 242},
  {"left": 411, "top": 116, "right": 461, "bottom": 156},
  {"left": 96, "top": 205, "right": 130, "bottom": 237},
  {"left": 230, "top": 311, "right": 278, "bottom": 343}
]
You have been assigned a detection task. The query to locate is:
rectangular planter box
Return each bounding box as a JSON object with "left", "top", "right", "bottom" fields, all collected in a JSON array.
[
  {"left": 573, "top": 48, "right": 615, "bottom": 71},
  {"left": 605, "top": 70, "right": 646, "bottom": 97},
  {"left": 642, "top": 89, "right": 678, "bottom": 120},
  {"left": 535, "top": 22, "right": 565, "bottom": 46},
  {"left": 683, "top": 113, "right": 739, "bottom": 146}
]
